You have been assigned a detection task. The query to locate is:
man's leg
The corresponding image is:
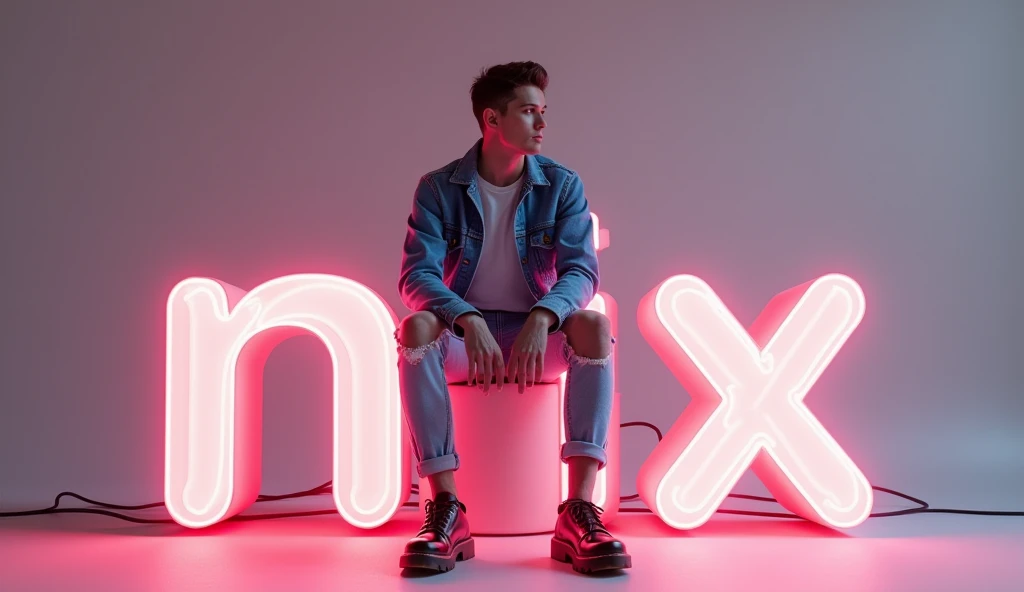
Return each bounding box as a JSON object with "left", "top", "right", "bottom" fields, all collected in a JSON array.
[
  {"left": 559, "top": 309, "right": 615, "bottom": 493},
  {"left": 394, "top": 311, "right": 474, "bottom": 572},
  {"left": 549, "top": 309, "right": 631, "bottom": 574},
  {"left": 394, "top": 311, "right": 463, "bottom": 485}
]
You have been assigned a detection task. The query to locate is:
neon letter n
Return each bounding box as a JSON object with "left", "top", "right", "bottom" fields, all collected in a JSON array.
[{"left": 165, "top": 274, "right": 409, "bottom": 529}]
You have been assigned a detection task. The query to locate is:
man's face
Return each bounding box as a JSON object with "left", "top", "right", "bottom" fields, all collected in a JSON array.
[{"left": 485, "top": 85, "right": 547, "bottom": 155}]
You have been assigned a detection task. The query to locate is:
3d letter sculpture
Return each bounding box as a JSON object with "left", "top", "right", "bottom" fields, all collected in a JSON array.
[
  {"left": 164, "top": 217, "right": 872, "bottom": 531},
  {"left": 636, "top": 274, "right": 873, "bottom": 529},
  {"left": 165, "top": 274, "right": 410, "bottom": 528}
]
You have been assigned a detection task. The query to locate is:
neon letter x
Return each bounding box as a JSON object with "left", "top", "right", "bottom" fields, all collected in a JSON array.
[{"left": 636, "top": 274, "right": 872, "bottom": 529}]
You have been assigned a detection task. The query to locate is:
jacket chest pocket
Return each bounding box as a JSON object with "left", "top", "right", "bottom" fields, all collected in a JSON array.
[
  {"left": 442, "top": 227, "right": 466, "bottom": 276},
  {"left": 444, "top": 227, "right": 465, "bottom": 251},
  {"left": 528, "top": 228, "right": 557, "bottom": 280},
  {"left": 529, "top": 229, "right": 554, "bottom": 249}
]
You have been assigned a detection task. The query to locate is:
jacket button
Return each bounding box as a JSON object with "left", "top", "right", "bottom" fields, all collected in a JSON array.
[
  {"left": 449, "top": 238, "right": 456, "bottom": 247},
  {"left": 542, "top": 234, "right": 551, "bottom": 244},
  {"left": 521, "top": 256, "right": 528, "bottom": 264},
  {"left": 462, "top": 258, "right": 470, "bottom": 265}
]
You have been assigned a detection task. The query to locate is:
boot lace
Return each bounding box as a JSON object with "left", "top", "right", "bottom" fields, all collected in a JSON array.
[
  {"left": 418, "top": 499, "right": 459, "bottom": 535},
  {"left": 564, "top": 499, "right": 609, "bottom": 535}
]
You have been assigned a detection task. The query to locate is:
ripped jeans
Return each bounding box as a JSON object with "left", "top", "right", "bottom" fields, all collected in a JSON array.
[{"left": 394, "top": 309, "right": 615, "bottom": 479}]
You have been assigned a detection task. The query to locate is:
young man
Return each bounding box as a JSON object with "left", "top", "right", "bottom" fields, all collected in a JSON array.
[{"left": 393, "top": 61, "right": 630, "bottom": 575}]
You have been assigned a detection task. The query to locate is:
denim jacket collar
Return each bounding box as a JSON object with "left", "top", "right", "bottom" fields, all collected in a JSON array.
[{"left": 449, "top": 138, "right": 551, "bottom": 188}]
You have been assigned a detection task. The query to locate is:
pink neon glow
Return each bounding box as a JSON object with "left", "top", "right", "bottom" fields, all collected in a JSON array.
[
  {"left": 636, "top": 274, "right": 872, "bottom": 529},
  {"left": 590, "top": 212, "right": 609, "bottom": 251},
  {"left": 165, "top": 274, "right": 410, "bottom": 529}
]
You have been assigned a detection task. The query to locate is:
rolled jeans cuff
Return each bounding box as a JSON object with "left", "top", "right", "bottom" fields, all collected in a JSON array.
[
  {"left": 560, "top": 440, "right": 607, "bottom": 470},
  {"left": 417, "top": 452, "right": 460, "bottom": 479}
]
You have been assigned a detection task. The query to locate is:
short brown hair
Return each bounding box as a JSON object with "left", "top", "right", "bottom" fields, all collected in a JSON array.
[{"left": 470, "top": 61, "right": 549, "bottom": 133}]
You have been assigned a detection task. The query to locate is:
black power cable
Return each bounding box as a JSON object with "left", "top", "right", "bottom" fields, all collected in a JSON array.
[{"left": 1, "top": 422, "right": 1021, "bottom": 524}]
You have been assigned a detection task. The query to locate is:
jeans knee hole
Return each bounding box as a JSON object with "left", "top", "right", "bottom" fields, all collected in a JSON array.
[{"left": 396, "top": 331, "right": 445, "bottom": 365}]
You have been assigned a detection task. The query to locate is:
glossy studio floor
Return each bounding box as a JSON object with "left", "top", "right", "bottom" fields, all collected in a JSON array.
[{"left": 3, "top": 487, "right": 1024, "bottom": 591}]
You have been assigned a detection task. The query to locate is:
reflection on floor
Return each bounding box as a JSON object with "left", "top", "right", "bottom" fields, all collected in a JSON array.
[{"left": 2, "top": 501, "right": 1023, "bottom": 592}]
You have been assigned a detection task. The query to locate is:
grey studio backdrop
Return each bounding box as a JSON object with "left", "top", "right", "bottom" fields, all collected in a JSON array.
[{"left": 1, "top": 0, "right": 1021, "bottom": 516}]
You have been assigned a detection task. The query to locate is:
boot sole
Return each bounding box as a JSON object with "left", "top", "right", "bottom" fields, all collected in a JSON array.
[
  {"left": 551, "top": 538, "right": 632, "bottom": 574},
  {"left": 399, "top": 538, "right": 475, "bottom": 572}
]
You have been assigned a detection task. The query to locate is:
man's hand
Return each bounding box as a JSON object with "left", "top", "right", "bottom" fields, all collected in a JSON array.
[
  {"left": 507, "top": 308, "right": 558, "bottom": 394},
  {"left": 455, "top": 313, "right": 505, "bottom": 394}
]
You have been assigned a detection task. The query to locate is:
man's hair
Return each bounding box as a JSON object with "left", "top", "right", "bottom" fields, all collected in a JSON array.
[{"left": 470, "top": 61, "right": 548, "bottom": 133}]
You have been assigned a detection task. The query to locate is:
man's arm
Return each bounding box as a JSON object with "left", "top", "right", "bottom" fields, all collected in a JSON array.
[
  {"left": 529, "top": 172, "right": 600, "bottom": 333},
  {"left": 398, "top": 175, "right": 482, "bottom": 337}
]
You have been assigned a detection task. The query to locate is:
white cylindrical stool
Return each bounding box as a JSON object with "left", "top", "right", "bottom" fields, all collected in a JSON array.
[
  {"left": 418, "top": 382, "right": 621, "bottom": 535},
  {"left": 419, "top": 382, "right": 562, "bottom": 535}
]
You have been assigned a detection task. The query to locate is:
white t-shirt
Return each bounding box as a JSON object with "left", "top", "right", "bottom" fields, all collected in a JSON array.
[{"left": 463, "top": 172, "right": 538, "bottom": 312}]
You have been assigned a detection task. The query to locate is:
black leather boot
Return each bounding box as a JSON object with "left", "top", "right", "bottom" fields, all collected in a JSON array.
[
  {"left": 551, "top": 498, "right": 631, "bottom": 574},
  {"left": 399, "top": 491, "right": 475, "bottom": 572}
]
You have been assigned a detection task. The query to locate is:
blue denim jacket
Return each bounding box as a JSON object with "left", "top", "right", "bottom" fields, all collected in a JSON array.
[{"left": 398, "top": 138, "right": 599, "bottom": 337}]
